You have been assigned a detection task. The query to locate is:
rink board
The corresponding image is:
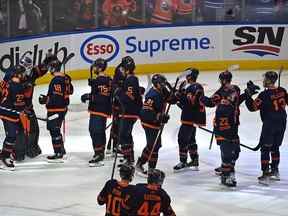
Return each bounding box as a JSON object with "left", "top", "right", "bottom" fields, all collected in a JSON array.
[{"left": 0, "top": 24, "right": 287, "bottom": 84}]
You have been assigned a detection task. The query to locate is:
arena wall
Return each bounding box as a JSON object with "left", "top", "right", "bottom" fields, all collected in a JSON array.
[{"left": 0, "top": 24, "right": 287, "bottom": 84}]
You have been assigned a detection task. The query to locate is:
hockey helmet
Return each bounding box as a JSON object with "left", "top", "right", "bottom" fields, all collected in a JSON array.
[
  {"left": 263, "top": 71, "right": 278, "bottom": 86},
  {"left": 152, "top": 74, "right": 166, "bottom": 88},
  {"left": 185, "top": 68, "right": 199, "bottom": 82},
  {"left": 147, "top": 169, "right": 165, "bottom": 185},
  {"left": 121, "top": 56, "right": 135, "bottom": 73},
  {"left": 19, "top": 55, "right": 33, "bottom": 77},
  {"left": 91, "top": 58, "right": 107, "bottom": 74},
  {"left": 119, "top": 163, "right": 135, "bottom": 182},
  {"left": 219, "top": 70, "right": 232, "bottom": 83},
  {"left": 48, "top": 58, "right": 62, "bottom": 73}
]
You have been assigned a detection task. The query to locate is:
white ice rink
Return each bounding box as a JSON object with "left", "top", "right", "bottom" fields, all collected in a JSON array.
[{"left": 1, "top": 70, "right": 288, "bottom": 216}]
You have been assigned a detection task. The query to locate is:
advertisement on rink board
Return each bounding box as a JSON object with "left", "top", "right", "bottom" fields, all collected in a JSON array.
[
  {"left": 0, "top": 24, "right": 287, "bottom": 76},
  {"left": 223, "top": 25, "right": 288, "bottom": 59}
]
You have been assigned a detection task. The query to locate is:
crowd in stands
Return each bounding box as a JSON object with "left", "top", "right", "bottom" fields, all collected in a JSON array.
[{"left": 0, "top": 0, "right": 287, "bottom": 39}]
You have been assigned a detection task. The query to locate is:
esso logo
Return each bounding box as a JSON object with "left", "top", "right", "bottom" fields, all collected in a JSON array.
[{"left": 80, "top": 34, "right": 120, "bottom": 64}]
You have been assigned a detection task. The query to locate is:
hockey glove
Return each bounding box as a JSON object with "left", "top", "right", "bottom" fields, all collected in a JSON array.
[
  {"left": 88, "top": 78, "right": 93, "bottom": 86},
  {"left": 139, "top": 86, "right": 145, "bottom": 96},
  {"left": 81, "top": 93, "right": 90, "bottom": 103},
  {"left": 43, "top": 52, "right": 58, "bottom": 66},
  {"left": 157, "top": 113, "right": 170, "bottom": 124},
  {"left": 38, "top": 94, "right": 47, "bottom": 105},
  {"left": 245, "top": 80, "right": 260, "bottom": 97}
]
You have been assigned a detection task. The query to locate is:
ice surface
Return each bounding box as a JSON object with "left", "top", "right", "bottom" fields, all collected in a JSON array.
[{"left": 0, "top": 70, "right": 288, "bottom": 216}]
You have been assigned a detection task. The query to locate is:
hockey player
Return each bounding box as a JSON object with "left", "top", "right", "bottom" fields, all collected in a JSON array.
[
  {"left": 97, "top": 164, "right": 135, "bottom": 216},
  {"left": 121, "top": 168, "right": 176, "bottom": 216},
  {"left": 117, "top": 56, "right": 142, "bottom": 165},
  {"left": 136, "top": 74, "right": 170, "bottom": 175},
  {"left": 0, "top": 65, "right": 28, "bottom": 170},
  {"left": 81, "top": 58, "right": 112, "bottom": 167},
  {"left": 174, "top": 68, "right": 206, "bottom": 171},
  {"left": 14, "top": 53, "right": 56, "bottom": 161},
  {"left": 38, "top": 58, "right": 73, "bottom": 162},
  {"left": 107, "top": 56, "right": 131, "bottom": 155},
  {"left": 245, "top": 71, "right": 287, "bottom": 184},
  {"left": 201, "top": 70, "right": 245, "bottom": 187}
]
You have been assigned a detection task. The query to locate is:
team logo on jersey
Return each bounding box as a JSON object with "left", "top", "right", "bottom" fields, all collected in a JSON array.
[
  {"left": 232, "top": 26, "right": 285, "bottom": 57},
  {"left": 160, "top": 1, "right": 170, "bottom": 11},
  {"left": 80, "top": 34, "right": 120, "bottom": 64}
]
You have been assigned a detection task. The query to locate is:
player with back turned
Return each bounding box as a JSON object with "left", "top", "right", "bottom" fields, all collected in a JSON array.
[
  {"left": 38, "top": 57, "right": 74, "bottom": 162},
  {"left": 201, "top": 70, "right": 246, "bottom": 187},
  {"left": 245, "top": 71, "right": 288, "bottom": 185},
  {"left": 174, "top": 68, "right": 206, "bottom": 172},
  {"left": 97, "top": 164, "right": 135, "bottom": 216},
  {"left": 121, "top": 168, "right": 176, "bottom": 216},
  {"left": 117, "top": 56, "right": 143, "bottom": 166},
  {"left": 0, "top": 65, "right": 28, "bottom": 170},
  {"left": 81, "top": 58, "right": 112, "bottom": 167}
]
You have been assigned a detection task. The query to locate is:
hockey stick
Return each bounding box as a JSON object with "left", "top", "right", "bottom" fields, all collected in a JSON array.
[
  {"left": 0, "top": 106, "right": 59, "bottom": 122},
  {"left": 111, "top": 95, "right": 125, "bottom": 180},
  {"left": 198, "top": 126, "right": 261, "bottom": 151},
  {"left": 147, "top": 70, "right": 192, "bottom": 162},
  {"left": 278, "top": 66, "right": 284, "bottom": 87},
  {"left": 209, "top": 130, "right": 214, "bottom": 150},
  {"left": 62, "top": 53, "right": 75, "bottom": 143},
  {"left": 144, "top": 74, "right": 152, "bottom": 95}
]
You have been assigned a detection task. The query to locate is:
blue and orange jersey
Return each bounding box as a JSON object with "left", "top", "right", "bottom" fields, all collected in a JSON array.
[
  {"left": 178, "top": 82, "right": 206, "bottom": 126},
  {"left": 246, "top": 86, "right": 288, "bottom": 123},
  {"left": 45, "top": 73, "right": 73, "bottom": 112},
  {"left": 140, "top": 87, "right": 166, "bottom": 129},
  {"left": 121, "top": 183, "right": 176, "bottom": 216},
  {"left": 119, "top": 74, "right": 142, "bottom": 119},
  {"left": 0, "top": 80, "right": 26, "bottom": 123},
  {"left": 88, "top": 74, "right": 112, "bottom": 117},
  {"left": 97, "top": 179, "right": 135, "bottom": 216}
]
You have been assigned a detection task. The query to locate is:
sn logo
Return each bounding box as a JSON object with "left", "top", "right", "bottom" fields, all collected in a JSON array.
[{"left": 233, "top": 26, "right": 285, "bottom": 47}]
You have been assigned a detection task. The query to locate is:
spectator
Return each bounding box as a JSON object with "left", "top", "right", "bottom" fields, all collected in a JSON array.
[
  {"left": 200, "top": 0, "right": 241, "bottom": 22},
  {"left": 127, "top": 0, "right": 144, "bottom": 25},
  {"left": 245, "top": 0, "right": 277, "bottom": 22},
  {"left": 0, "top": 1, "right": 7, "bottom": 38},
  {"left": 102, "top": 0, "right": 134, "bottom": 27},
  {"left": 174, "top": 0, "right": 195, "bottom": 24},
  {"left": 150, "top": 0, "right": 177, "bottom": 25},
  {"left": 78, "top": 0, "right": 96, "bottom": 29},
  {"left": 11, "top": 0, "right": 43, "bottom": 37}
]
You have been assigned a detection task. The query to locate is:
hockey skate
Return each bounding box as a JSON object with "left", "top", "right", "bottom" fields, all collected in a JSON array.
[
  {"left": 221, "top": 174, "right": 237, "bottom": 187},
  {"left": 173, "top": 162, "right": 188, "bottom": 172},
  {"left": 270, "top": 168, "right": 280, "bottom": 181},
  {"left": 0, "top": 157, "right": 16, "bottom": 171},
  {"left": 258, "top": 172, "right": 270, "bottom": 186},
  {"left": 118, "top": 158, "right": 134, "bottom": 168},
  {"left": 89, "top": 154, "right": 104, "bottom": 167},
  {"left": 187, "top": 158, "right": 199, "bottom": 171},
  {"left": 214, "top": 166, "right": 222, "bottom": 176},
  {"left": 47, "top": 153, "right": 65, "bottom": 163},
  {"left": 135, "top": 159, "right": 148, "bottom": 177}
]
